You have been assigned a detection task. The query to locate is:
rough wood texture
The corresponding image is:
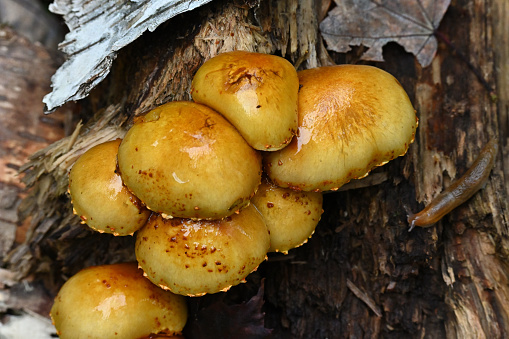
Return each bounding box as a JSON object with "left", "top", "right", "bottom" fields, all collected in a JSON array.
[
  {"left": 262, "top": 0, "right": 508, "bottom": 337},
  {"left": 494, "top": 0, "right": 509, "bottom": 198},
  {"left": 0, "top": 26, "right": 66, "bottom": 260},
  {"left": 5, "top": 0, "right": 331, "bottom": 288},
  {"left": 0, "top": 26, "right": 67, "bottom": 325},
  {"left": 43, "top": 0, "right": 213, "bottom": 112},
  {"left": 3, "top": 0, "right": 509, "bottom": 338}
]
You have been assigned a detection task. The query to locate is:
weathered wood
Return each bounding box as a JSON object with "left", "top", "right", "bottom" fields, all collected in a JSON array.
[
  {"left": 405, "top": 1, "right": 509, "bottom": 338},
  {"left": 264, "top": 0, "right": 509, "bottom": 337},
  {"left": 3, "top": 0, "right": 509, "bottom": 338},
  {"left": 0, "top": 26, "right": 67, "bottom": 328},
  {"left": 6, "top": 0, "right": 331, "bottom": 285},
  {"left": 42, "top": 0, "right": 214, "bottom": 112},
  {"left": 494, "top": 0, "right": 509, "bottom": 197},
  {"left": 0, "top": 26, "right": 67, "bottom": 259}
]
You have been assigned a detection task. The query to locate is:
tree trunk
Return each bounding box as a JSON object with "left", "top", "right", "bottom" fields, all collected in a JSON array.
[
  {"left": 2, "top": 0, "right": 509, "bottom": 338},
  {"left": 262, "top": 0, "right": 509, "bottom": 337}
]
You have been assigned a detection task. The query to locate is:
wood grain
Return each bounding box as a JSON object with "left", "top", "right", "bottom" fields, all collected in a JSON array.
[
  {"left": 0, "top": 27, "right": 66, "bottom": 257},
  {"left": 2, "top": 0, "right": 509, "bottom": 338}
]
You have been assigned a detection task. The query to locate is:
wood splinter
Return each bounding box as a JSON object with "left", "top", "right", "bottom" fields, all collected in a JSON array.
[{"left": 346, "top": 279, "right": 382, "bottom": 317}]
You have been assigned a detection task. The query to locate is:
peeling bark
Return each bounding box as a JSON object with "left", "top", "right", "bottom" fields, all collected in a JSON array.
[
  {"left": 42, "top": 0, "right": 214, "bottom": 112},
  {"left": 0, "top": 27, "right": 67, "bottom": 259},
  {"left": 2, "top": 0, "right": 509, "bottom": 338}
]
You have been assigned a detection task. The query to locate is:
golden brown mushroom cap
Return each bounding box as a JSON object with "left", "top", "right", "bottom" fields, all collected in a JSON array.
[
  {"left": 117, "top": 101, "right": 262, "bottom": 219},
  {"left": 50, "top": 263, "right": 188, "bottom": 339},
  {"left": 136, "top": 204, "right": 270, "bottom": 296},
  {"left": 68, "top": 139, "right": 150, "bottom": 236},
  {"left": 264, "top": 65, "right": 417, "bottom": 191},
  {"left": 191, "top": 51, "right": 298, "bottom": 151},
  {"left": 251, "top": 179, "right": 323, "bottom": 253}
]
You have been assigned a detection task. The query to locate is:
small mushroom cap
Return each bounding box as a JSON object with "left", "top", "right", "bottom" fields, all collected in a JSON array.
[
  {"left": 191, "top": 51, "right": 299, "bottom": 151},
  {"left": 136, "top": 204, "right": 270, "bottom": 296},
  {"left": 117, "top": 101, "right": 262, "bottom": 219},
  {"left": 264, "top": 65, "right": 418, "bottom": 191},
  {"left": 50, "top": 263, "right": 188, "bottom": 339},
  {"left": 68, "top": 139, "right": 150, "bottom": 236},
  {"left": 251, "top": 179, "right": 323, "bottom": 254}
]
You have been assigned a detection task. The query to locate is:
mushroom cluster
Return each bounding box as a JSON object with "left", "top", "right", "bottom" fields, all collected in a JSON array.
[{"left": 56, "top": 51, "right": 417, "bottom": 336}]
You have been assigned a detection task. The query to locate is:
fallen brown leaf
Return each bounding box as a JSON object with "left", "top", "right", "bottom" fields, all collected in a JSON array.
[{"left": 320, "top": 0, "right": 451, "bottom": 67}]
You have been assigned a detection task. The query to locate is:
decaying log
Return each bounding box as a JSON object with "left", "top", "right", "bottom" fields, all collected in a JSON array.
[
  {"left": 0, "top": 25, "right": 68, "bottom": 326},
  {"left": 0, "top": 0, "right": 63, "bottom": 50},
  {"left": 411, "top": 1, "right": 509, "bottom": 337},
  {"left": 0, "top": 26, "right": 68, "bottom": 266},
  {"left": 5, "top": 0, "right": 331, "bottom": 287},
  {"left": 2, "top": 0, "right": 509, "bottom": 338},
  {"left": 42, "top": 0, "right": 214, "bottom": 112},
  {"left": 262, "top": 0, "right": 508, "bottom": 336}
]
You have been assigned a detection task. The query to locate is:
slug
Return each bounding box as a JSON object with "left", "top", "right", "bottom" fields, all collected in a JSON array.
[{"left": 408, "top": 138, "right": 498, "bottom": 231}]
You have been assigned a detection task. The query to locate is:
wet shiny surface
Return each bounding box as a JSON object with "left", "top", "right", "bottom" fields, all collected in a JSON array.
[
  {"left": 191, "top": 51, "right": 298, "bottom": 151},
  {"left": 264, "top": 65, "right": 418, "bottom": 192},
  {"left": 50, "top": 263, "right": 187, "bottom": 339},
  {"left": 136, "top": 204, "right": 270, "bottom": 296},
  {"left": 94, "top": 292, "right": 127, "bottom": 319},
  {"left": 68, "top": 139, "right": 150, "bottom": 236},
  {"left": 408, "top": 138, "right": 498, "bottom": 230},
  {"left": 117, "top": 101, "right": 262, "bottom": 219},
  {"left": 252, "top": 178, "right": 323, "bottom": 253}
]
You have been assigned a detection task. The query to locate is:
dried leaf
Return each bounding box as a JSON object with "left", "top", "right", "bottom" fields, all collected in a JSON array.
[
  {"left": 43, "top": 0, "right": 213, "bottom": 113},
  {"left": 320, "top": 0, "right": 451, "bottom": 67}
]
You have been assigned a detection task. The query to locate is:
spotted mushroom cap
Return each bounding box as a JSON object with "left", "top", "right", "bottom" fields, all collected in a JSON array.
[
  {"left": 251, "top": 178, "right": 323, "bottom": 254},
  {"left": 68, "top": 139, "right": 150, "bottom": 236},
  {"left": 117, "top": 101, "right": 262, "bottom": 219},
  {"left": 136, "top": 204, "right": 270, "bottom": 296},
  {"left": 50, "top": 263, "right": 188, "bottom": 339},
  {"left": 264, "top": 65, "right": 418, "bottom": 191},
  {"left": 191, "top": 50, "right": 299, "bottom": 151}
]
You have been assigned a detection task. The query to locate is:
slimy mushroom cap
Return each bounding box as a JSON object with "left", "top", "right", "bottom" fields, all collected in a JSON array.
[
  {"left": 264, "top": 65, "right": 417, "bottom": 191},
  {"left": 68, "top": 139, "right": 150, "bottom": 236},
  {"left": 191, "top": 50, "right": 299, "bottom": 151},
  {"left": 251, "top": 179, "right": 323, "bottom": 254},
  {"left": 136, "top": 204, "right": 270, "bottom": 296},
  {"left": 117, "top": 101, "right": 262, "bottom": 219},
  {"left": 50, "top": 263, "right": 188, "bottom": 339}
]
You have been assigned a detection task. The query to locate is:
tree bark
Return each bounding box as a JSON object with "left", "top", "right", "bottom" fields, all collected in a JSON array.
[
  {"left": 263, "top": 0, "right": 508, "bottom": 337},
  {"left": 261, "top": 0, "right": 508, "bottom": 337},
  {"left": 2, "top": 0, "right": 509, "bottom": 338},
  {"left": 0, "top": 25, "right": 69, "bottom": 319}
]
